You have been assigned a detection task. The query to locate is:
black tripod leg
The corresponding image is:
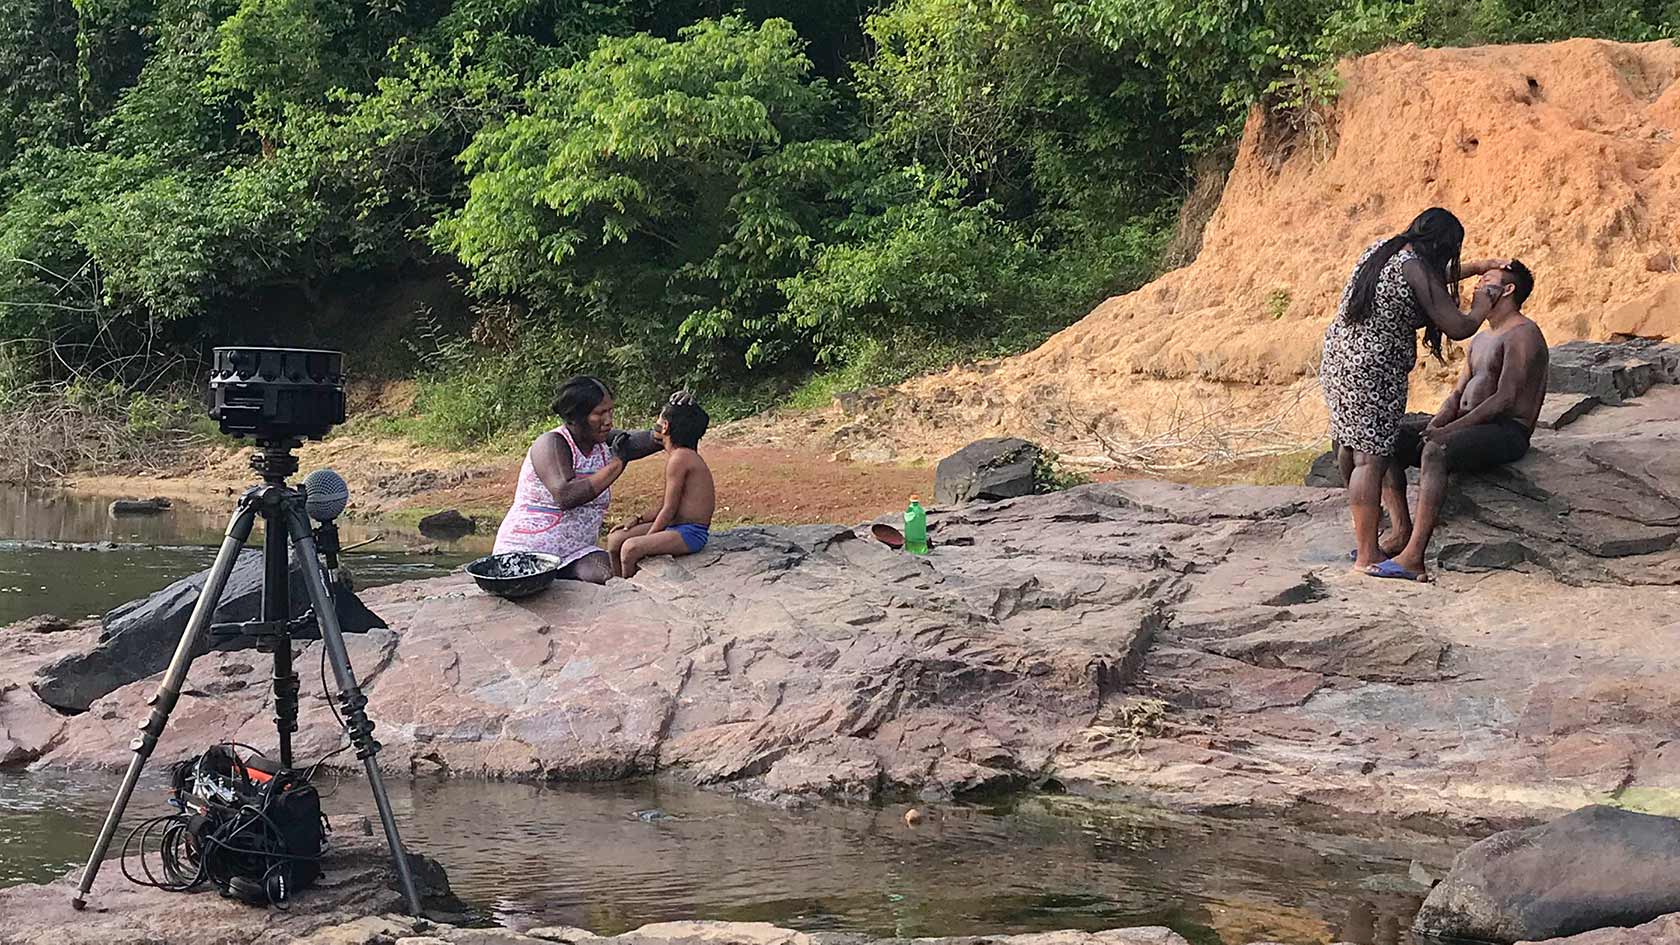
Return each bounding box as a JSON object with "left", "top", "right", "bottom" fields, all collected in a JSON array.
[
  {"left": 72, "top": 500, "right": 260, "bottom": 910},
  {"left": 283, "top": 504, "right": 424, "bottom": 915},
  {"left": 263, "top": 508, "right": 299, "bottom": 768}
]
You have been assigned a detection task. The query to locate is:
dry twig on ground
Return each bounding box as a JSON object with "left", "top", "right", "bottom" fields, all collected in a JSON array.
[
  {"left": 1051, "top": 382, "right": 1320, "bottom": 472},
  {"left": 0, "top": 385, "right": 208, "bottom": 485}
]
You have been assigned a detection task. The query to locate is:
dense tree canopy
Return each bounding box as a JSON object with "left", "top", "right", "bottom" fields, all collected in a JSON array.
[{"left": 0, "top": 0, "right": 1675, "bottom": 438}]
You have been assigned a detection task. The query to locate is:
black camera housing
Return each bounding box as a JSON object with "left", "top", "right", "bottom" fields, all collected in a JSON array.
[{"left": 208, "top": 347, "right": 346, "bottom": 442}]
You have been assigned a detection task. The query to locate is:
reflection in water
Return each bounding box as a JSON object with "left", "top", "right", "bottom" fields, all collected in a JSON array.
[
  {"left": 0, "top": 485, "right": 482, "bottom": 624},
  {"left": 0, "top": 483, "right": 495, "bottom": 551},
  {"left": 0, "top": 772, "right": 1442, "bottom": 944}
]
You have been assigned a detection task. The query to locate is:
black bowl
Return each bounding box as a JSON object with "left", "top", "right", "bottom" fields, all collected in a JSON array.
[{"left": 464, "top": 552, "right": 564, "bottom": 599}]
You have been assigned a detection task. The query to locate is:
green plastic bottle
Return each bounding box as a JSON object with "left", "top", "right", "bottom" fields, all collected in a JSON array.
[{"left": 904, "top": 496, "right": 929, "bottom": 555}]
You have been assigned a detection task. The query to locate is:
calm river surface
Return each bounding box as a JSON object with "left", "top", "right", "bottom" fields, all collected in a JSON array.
[{"left": 0, "top": 486, "right": 1445, "bottom": 944}]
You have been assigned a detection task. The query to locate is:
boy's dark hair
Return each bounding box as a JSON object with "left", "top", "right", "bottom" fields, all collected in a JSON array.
[
  {"left": 1505, "top": 259, "right": 1535, "bottom": 309},
  {"left": 551, "top": 375, "right": 613, "bottom": 425},
  {"left": 661, "top": 402, "right": 709, "bottom": 449}
]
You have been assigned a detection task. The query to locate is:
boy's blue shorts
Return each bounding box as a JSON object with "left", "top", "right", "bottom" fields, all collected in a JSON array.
[{"left": 672, "top": 523, "right": 710, "bottom": 553}]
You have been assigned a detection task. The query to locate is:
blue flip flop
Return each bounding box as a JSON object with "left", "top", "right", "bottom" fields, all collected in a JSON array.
[{"left": 1366, "top": 560, "right": 1424, "bottom": 582}]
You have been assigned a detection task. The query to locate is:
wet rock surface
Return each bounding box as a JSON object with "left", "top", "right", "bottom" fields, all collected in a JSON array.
[
  {"left": 1414, "top": 805, "right": 1680, "bottom": 943},
  {"left": 0, "top": 834, "right": 460, "bottom": 945}
]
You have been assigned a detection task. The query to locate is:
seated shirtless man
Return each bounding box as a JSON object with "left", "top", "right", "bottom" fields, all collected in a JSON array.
[{"left": 1369, "top": 260, "right": 1548, "bottom": 582}]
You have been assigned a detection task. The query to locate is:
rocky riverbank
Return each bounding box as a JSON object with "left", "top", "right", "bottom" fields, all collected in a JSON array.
[{"left": 3, "top": 344, "right": 1679, "bottom": 831}]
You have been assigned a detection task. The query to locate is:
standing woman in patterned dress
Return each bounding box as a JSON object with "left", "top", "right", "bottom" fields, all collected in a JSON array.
[{"left": 1320, "top": 208, "right": 1508, "bottom": 574}]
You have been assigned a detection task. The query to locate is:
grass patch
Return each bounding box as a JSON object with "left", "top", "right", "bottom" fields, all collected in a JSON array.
[
  {"left": 779, "top": 329, "right": 1059, "bottom": 413},
  {"left": 1159, "top": 445, "right": 1327, "bottom": 488}
]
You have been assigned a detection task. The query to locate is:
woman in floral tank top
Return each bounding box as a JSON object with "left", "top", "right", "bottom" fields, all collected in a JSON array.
[{"left": 493, "top": 376, "right": 660, "bottom": 584}]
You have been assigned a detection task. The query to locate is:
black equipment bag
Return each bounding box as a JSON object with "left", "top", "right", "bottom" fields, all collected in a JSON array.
[{"left": 169, "top": 745, "right": 327, "bottom": 904}]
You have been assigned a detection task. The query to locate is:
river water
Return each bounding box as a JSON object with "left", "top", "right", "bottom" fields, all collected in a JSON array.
[
  {"left": 0, "top": 485, "right": 487, "bottom": 625},
  {"left": 0, "top": 486, "right": 1446, "bottom": 944}
]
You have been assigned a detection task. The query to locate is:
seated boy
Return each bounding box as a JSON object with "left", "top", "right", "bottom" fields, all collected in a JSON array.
[{"left": 607, "top": 399, "right": 715, "bottom": 578}]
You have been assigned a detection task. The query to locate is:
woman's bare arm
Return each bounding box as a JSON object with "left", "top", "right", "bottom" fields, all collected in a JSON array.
[
  {"left": 1459, "top": 258, "right": 1510, "bottom": 278},
  {"left": 530, "top": 432, "right": 626, "bottom": 509},
  {"left": 1403, "top": 258, "right": 1494, "bottom": 341}
]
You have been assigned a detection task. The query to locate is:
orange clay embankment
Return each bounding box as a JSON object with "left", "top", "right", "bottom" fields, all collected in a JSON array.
[{"left": 723, "top": 38, "right": 1680, "bottom": 466}]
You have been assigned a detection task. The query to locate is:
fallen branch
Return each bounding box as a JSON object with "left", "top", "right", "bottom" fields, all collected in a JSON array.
[{"left": 1048, "top": 381, "right": 1321, "bottom": 473}]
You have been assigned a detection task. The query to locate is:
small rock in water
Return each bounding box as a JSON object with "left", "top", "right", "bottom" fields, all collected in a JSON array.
[
  {"left": 1409, "top": 859, "right": 1436, "bottom": 888},
  {"left": 904, "top": 807, "right": 924, "bottom": 826},
  {"left": 418, "top": 509, "right": 477, "bottom": 538},
  {"left": 108, "top": 497, "right": 172, "bottom": 517},
  {"left": 633, "top": 808, "right": 669, "bottom": 822}
]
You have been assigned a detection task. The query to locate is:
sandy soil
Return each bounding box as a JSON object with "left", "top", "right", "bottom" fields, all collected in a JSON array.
[{"left": 67, "top": 434, "right": 935, "bottom": 530}]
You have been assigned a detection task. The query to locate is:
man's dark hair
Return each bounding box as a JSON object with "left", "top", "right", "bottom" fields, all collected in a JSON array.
[
  {"left": 551, "top": 375, "right": 613, "bottom": 425},
  {"left": 661, "top": 402, "right": 709, "bottom": 449},
  {"left": 1504, "top": 259, "right": 1534, "bottom": 309}
]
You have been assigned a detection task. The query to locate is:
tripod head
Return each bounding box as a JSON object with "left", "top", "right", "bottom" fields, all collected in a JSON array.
[
  {"left": 210, "top": 347, "right": 345, "bottom": 439},
  {"left": 208, "top": 346, "right": 345, "bottom": 484}
]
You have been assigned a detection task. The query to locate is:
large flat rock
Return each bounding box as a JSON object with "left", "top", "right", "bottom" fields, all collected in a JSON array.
[
  {"left": 8, "top": 384, "right": 1680, "bottom": 828},
  {"left": 20, "top": 514, "right": 1164, "bottom": 804}
]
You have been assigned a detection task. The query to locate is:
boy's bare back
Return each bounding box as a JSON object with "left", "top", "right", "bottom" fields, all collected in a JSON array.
[{"left": 666, "top": 448, "right": 715, "bottom": 527}]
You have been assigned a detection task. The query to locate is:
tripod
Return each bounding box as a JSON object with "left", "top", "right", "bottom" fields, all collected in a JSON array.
[{"left": 72, "top": 441, "right": 422, "bottom": 914}]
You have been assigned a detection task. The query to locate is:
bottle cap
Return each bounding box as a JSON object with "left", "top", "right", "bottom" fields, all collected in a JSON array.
[{"left": 909, "top": 495, "right": 920, "bottom": 502}]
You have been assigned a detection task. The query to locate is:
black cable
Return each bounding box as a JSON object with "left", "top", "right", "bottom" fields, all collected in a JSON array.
[
  {"left": 119, "top": 814, "right": 204, "bottom": 892},
  {"left": 303, "top": 640, "right": 355, "bottom": 790}
]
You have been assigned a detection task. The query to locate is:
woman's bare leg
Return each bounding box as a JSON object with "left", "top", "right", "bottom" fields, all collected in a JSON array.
[
  {"left": 1379, "top": 461, "right": 1412, "bottom": 557},
  {"left": 1347, "top": 450, "right": 1391, "bottom": 572},
  {"left": 559, "top": 550, "right": 612, "bottom": 585}
]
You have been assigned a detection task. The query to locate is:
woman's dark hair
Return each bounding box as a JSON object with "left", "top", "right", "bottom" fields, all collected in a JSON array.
[
  {"left": 551, "top": 375, "right": 613, "bottom": 426},
  {"left": 1346, "top": 207, "right": 1464, "bottom": 362},
  {"left": 661, "top": 403, "right": 709, "bottom": 449}
]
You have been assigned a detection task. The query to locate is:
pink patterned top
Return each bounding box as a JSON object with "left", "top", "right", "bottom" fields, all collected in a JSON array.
[{"left": 493, "top": 425, "right": 611, "bottom": 566}]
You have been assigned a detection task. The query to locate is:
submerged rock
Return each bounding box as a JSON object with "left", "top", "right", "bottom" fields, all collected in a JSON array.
[
  {"left": 1413, "top": 806, "right": 1680, "bottom": 943},
  {"left": 1522, "top": 912, "right": 1680, "bottom": 944},
  {"left": 417, "top": 509, "right": 477, "bottom": 539},
  {"left": 108, "top": 497, "right": 172, "bottom": 517},
  {"left": 0, "top": 835, "right": 1209, "bottom": 945}
]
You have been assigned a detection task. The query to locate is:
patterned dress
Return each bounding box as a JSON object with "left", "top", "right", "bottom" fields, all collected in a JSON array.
[
  {"left": 493, "top": 425, "right": 612, "bottom": 566},
  {"left": 1320, "top": 241, "right": 1429, "bottom": 456}
]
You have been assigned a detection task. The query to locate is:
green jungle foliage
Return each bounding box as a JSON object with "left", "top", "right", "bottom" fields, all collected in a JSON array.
[{"left": 0, "top": 0, "right": 1675, "bottom": 445}]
